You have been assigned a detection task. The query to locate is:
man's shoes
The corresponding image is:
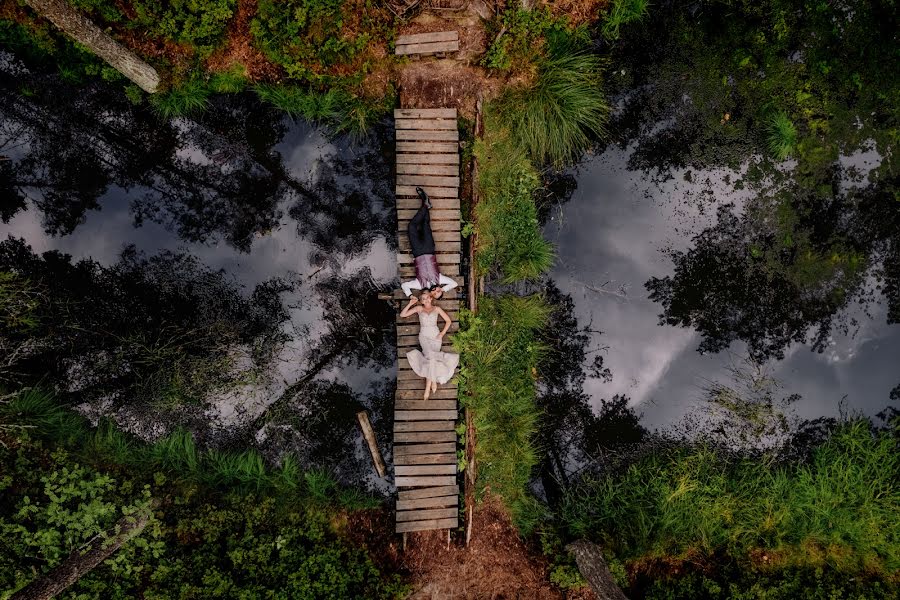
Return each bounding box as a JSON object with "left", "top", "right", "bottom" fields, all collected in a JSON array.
[{"left": 416, "top": 186, "right": 432, "bottom": 209}]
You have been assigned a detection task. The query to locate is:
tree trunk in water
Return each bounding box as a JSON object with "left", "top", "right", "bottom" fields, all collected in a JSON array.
[
  {"left": 566, "top": 540, "right": 629, "bottom": 600},
  {"left": 10, "top": 505, "right": 153, "bottom": 600},
  {"left": 24, "top": 0, "right": 160, "bottom": 93}
]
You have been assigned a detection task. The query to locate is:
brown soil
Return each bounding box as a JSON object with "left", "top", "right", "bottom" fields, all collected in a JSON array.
[
  {"left": 399, "top": 13, "right": 489, "bottom": 63},
  {"left": 545, "top": 0, "right": 610, "bottom": 28},
  {"left": 206, "top": 0, "right": 281, "bottom": 81},
  {"left": 350, "top": 497, "right": 588, "bottom": 599},
  {"left": 399, "top": 60, "right": 505, "bottom": 121}
]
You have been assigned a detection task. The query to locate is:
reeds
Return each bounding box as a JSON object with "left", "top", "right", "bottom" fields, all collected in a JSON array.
[
  {"left": 455, "top": 295, "right": 552, "bottom": 533},
  {"left": 767, "top": 111, "right": 798, "bottom": 160}
]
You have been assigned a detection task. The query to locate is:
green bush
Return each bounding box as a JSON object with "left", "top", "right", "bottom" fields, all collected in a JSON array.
[
  {"left": 131, "top": 0, "right": 237, "bottom": 55},
  {"left": 251, "top": 0, "right": 369, "bottom": 83},
  {"left": 481, "top": 8, "right": 565, "bottom": 72},
  {"left": 766, "top": 111, "right": 798, "bottom": 160},
  {"left": 561, "top": 420, "right": 900, "bottom": 578},
  {"left": 455, "top": 295, "right": 551, "bottom": 533},
  {"left": 495, "top": 40, "right": 609, "bottom": 167}
]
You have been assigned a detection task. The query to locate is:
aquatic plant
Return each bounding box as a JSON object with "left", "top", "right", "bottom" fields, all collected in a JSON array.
[
  {"left": 455, "top": 295, "right": 552, "bottom": 533},
  {"left": 766, "top": 111, "right": 798, "bottom": 160},
  {"left": 561, "top": 419, "right": 900, "bottom": 577},
  {"left": 255, "top": 84, "right": 346, "bottom": 122},
  {"left": 150, "top": 79, "right": 211, "bottom": 118},
  {"left": 495, "top": 44, "right": 609, "bottom": 167},
  {"left": 601, "top": 0, "right": 650, "bottom": 41}
]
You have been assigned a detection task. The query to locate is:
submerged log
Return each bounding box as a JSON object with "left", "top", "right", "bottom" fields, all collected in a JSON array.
[
  {"left": 566, "top": 540, "right": 629, "bottom": 600},
  {"left": 25, "top": 0, "right": 160, "bottom": 93},
  {"left": 357, "top": 411, "right": 387, "bottom": 477}
]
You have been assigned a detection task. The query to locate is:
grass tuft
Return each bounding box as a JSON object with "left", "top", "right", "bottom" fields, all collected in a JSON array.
[
  {"left": 767, "top": 111, "right": 798, "bottom": 160},
  {"left": 150, "top": 79, "right": 211, "bottom": 118},
  {"left": 602, "top": 0, "right": 651, "bottom": 41},
  {"left": 209, "top": 63, "right": 249, "bottom": 93},
  {"left": 495, "top": 42, "right": 609, "bottom": 166}
]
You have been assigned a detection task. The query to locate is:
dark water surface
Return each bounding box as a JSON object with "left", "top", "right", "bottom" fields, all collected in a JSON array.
[{"left": 546, "top": 144, "right": 899, "bottom": 434}]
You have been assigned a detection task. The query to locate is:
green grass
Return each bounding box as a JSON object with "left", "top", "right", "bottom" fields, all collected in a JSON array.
[
  {"left": 494, "top": 40, "right": 609, "bottom": 167},
  {"left": 767, "top": 111, "right": 798, "bottom": 160},
  {"left": 454, "top": 295, "right": 552, "bottom": 533},
  {"left": 209, "top": 63, "right": 249, "bottom": 93},
  {"left": 561, "top": 419, "right": 900, "bottom": 578},
  {"left": 255, "top": 84, "right": 392, "bottom": 137},
  {"left": 150, "top": 79, "right": 211, "bottom": 118},
  {"left": 602, "top": 0, "right": 651, "bottom": 41},
  {"left": 473, "top": 121, "right": 554, "bottom": 282}
]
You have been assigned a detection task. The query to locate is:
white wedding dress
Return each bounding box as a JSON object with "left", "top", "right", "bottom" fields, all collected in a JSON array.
[{"left": 406, "top": 309, "right": 459, "bottom": 384}]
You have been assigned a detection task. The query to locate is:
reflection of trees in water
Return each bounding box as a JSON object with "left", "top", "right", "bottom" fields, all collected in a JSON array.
[
  {"left": 0, "top": 237, "right": 290, "bottom": 410},
  {"left": 0, "top": 62, "right": 394, "bottom": 261},
  {"left": 536, "top": 282, "right": 646, "bottom": 504},
  {"left": 646, "top": 175, "right": 900, "bottom": 363}
]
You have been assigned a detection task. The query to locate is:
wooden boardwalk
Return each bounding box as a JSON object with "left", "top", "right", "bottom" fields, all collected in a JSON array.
[
  {"left": 393, "top": 107, "right": 461, "bottom": 534},
  {"left": 395, "top": 31, "right": 460, "bottom": 57}
]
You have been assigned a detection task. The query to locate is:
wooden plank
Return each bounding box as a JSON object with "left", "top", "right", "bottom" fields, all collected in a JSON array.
[
  {"left": 397, "top": 208, "right": 460, "bottom": 221},
  {"left": 395, "top": 40, "right": 459, "bottom": 56},
  {"left": 395, "top": 399, "right": 457, "bottom": 411},
  {"left": 394, "top": 421, "right": 456, "bottom": 433},
  {"left": 394, "top": 453, "right": 457, "bottom": 466},
  {"left": 396, "top": 129, "right": 459, "bottom": 142},
  {"left": 397, "top": 197, "right": 460, "bottom": 211},
  {"left": 396, "top": 118, "right": 457, "bottom": 131},
  {"left": 395, "top": 517, "right": 458, "bottom": 532},
  {"left": 395, "top": 465, "right": 456, "bottom": 477},
  {"left": 397, "top": 174, "right": 459, "bottom": 187},
  {"left": 397, "top": 485, "right": 458, "bottom": 500},
  {"left": 396, "top": 381, "right": 457, "bottom": 392},
  {"left": 397, "top": 186, "right": 458, "bottom": 199},
  {"left": 394, "top": 475, "right": 457, "bottom": 487},
  {"left": 399, "top": 230, "right": 461, "bottom": 244},
  {"left": 396, "top": 494, "right": 458, "bottom": 510},
  {"left": 394, "top": 431, "right": 456, "bottom": 443},
  {"left": 397, "top": 335, "right": 455, "bottom": 348},
  {"left": 393, "top": 443, "right": 457, "bottom": 456},
  {"left": 395, "top": 410, "right": 457, "bottom": 421},
  {"left": 396, "top": 153, "right": 459, "bottom": 164},
  {"left": 398, "top": 252, "right": 460, "bottom": 264},
  {"left": 398, "top": 369, "right": 456, "bottom": 382},
  {"left": 396, "top": 141, "right": 458, "bottom": 153},
  {"left": 396, "top": 506, "right": 458, "bottom": 521},
  {"left": 395, "top": 108, "right": 457, "bottom": 119},
  {"left": 395, "top": 388, "right": 457, "bottom": 400},
  {"left": 397, "top": 164, "right": 459, "bottom": 176},
  {"left": 396, "top": 31, "right": 458, "bottom": 45}
]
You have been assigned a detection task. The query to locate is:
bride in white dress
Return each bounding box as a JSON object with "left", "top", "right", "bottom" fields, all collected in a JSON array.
[{"left": 399, "top": 290, "right": 459, "bottom": 400}]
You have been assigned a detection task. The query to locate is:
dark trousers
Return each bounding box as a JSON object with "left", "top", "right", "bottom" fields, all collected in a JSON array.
[{"left": 407, "top": 204, "right": 435, "bottom": 257}]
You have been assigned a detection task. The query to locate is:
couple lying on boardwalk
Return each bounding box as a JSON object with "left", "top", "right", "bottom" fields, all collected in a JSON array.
[{"left": 399, "top": 187, "right": 460, "bottom": 400}]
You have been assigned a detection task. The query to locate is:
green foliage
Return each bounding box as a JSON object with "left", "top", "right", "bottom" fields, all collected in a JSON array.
[
  {"left": 0, "top": 272, "right": 39, "bottom": 333},
  {"left": 601, "top": 0, "right": 650, "bottom": 41},
  {"left": 495, "top": 40, "right": 609, "bottom": 166},
  {"left": 561, "top": 420, "right": 900, "bottom": 578},
  {"left": 150, "top": 79, "right": 211, "bottom": 118},
  {"left": 131, "top": 0, "right": 237, "bottom": 56},
  {"left": 766, "top": 111, "right": 797, "bottom": 160},
  {"left": 251, "top": 0, "right": 370, "bottom": 83},
  {"left": 209, "top": 63, "right": 249, "bottom": 93},
  {"left": 454, "top": 295, "right": 551, "bottom": 533},
  {"left": 482, "top": 8, "right": 567, "bottom": 72},
  {"left": 473, "top": 121, "right": 554, "bottom": 281},
  {"left": 255, "top": 83, "right": 392, "bottom": 137}
]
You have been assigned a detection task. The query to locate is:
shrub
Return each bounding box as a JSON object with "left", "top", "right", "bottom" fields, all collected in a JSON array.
[
  {"left": 131, "top": 0, "right": 237, "bottom": 55},
  {"left": 495, "top": 41, "right": 609, "bottom": 167}
]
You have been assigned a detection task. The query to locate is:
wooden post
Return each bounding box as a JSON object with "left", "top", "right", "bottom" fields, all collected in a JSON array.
[
  {"left": 24, "top": 0, "right": 160, "bottom": 93},
  {"left": 356, "top": 411, "right": 387, "bottom": 477}
]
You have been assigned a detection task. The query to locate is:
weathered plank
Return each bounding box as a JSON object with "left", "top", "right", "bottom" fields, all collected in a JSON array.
[
  {"left": 396, "top": 129, "right": 459, "bottom": 142},
  {"left": 398, "top": 252, "right": 460, "bottom": 264},
  {"left": 396, "top": 152, "right": 459, "bottom": 164},
  {"left": 394, "top": 453, "right": 457, "bottom": 466},
  {"left": 395, "top": 517, "right": 459, "bottom": 532},
  {"left": 397, "top": 335, "right": 455, "bottom": 349},
  {"left": 393, "top": 420, "right": 456, "bottom": 432},
  {"left": 394, "top": 431, "right": 456, "bottom": 443},
  {"left": 395, "top": 118, "right": 457, "bottom": 130},
  {"left": 396, "top": 494, "right": 458, "bottom": 510},
  {"left": 395, "top": 410, "right": 457, "bottom": 421},
  {"left": 395, "top": 40, "right": 459, "bottom": 56},
  {"left": 398, "top": 485, "right": 458, "bottom": 500},
  {"left": 397, "top": 174, "right": 460, "bottom": 188},
  {"left": 395, "top": 31, "right": 458, "bottom": 45},
  {"left": 395, "top": 400, "right": 457, "bottom": 411},
  {"left": 397, "top": 209, "right": 460, "bottom": 222},
  {"left": 396, "top": 506, "right": 459, "bottom": 521},
  {"left": 396, "top": 141, "right": 458, "bottom": 153},
  {"left": 395, "top": 465, "right": 457, "bottom": 477},
  {"left": 395, "top": 475, "right": 457, "bottom": 487},
  {"left": 393, "top": 443, "right": 457, "bottom": 456},
  {"left": 398, "top": 238, "right": 461, "bottom": 252},
  {"left": 397, "top": 164, "right": 459, "bottom": 176},
  {"left": 396, "top": 186, "right": 458, "bottom": 199},
  {"left": 395, "top": 388, "right": 457, "bottom": 400},
  {"left": 395, "top": 108, "right": 457, "bottom": 119}
]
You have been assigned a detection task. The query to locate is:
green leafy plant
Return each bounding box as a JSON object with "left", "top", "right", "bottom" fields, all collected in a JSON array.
[
  {"left": 150, "top": 79, "right": 211, "bottom": 118},
  {"left": 767, "top": 111, "right": 798, "bottom": 160}
]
